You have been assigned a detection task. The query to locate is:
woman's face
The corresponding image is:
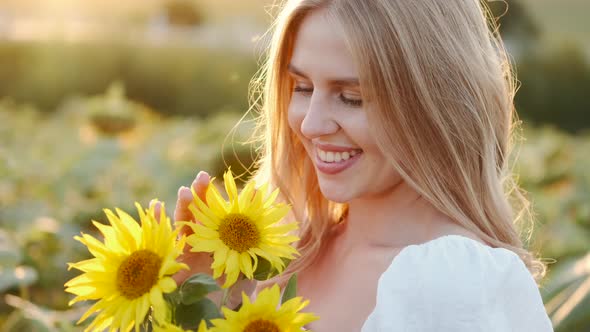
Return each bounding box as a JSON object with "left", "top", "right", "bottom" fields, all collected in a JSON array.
[{"left": 287, "top": 9, "right": 402, "bottom": 203}]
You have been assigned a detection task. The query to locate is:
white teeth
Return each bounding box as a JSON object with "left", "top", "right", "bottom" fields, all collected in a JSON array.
[
  {"left": 326, "top": 151, "right": 334, "bottom": 162},
  {"left": 317, "top": 148, "right": 361, "bottom": 163}
]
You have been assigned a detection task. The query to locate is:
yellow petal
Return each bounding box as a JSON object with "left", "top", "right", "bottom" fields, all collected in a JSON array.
[
  {"left": 67, "top": 258, "right": 105, "bottom": 273},
  {"left": 212, "top": 245, "right": 229, "bottom": 268},
  {"left": 222, "top": 267, "right": 240, "bottom": 289},
  {"left": 75, "top": 234, "right": 110, "bottom": 259},
  {"left": 185, "top": 222, "right": 219, "bottom": 239},
  {"left": 118, "top": 304, "right": 135, "bottom": 332},
  {"left": 197, "top": 320, "right": 209, "bottom": 332},
  {"left": 263, "top": 187, "right": 280, "bottom": 209},
  {"left": 186, "top": 236, "right": 220, "bottom": 253},
  {"left": 223, "top": 169, "right": 239, "bottom": 204},
  {"left": 105, "top": 208, "right": 138, "bottom": 252},
  {"left": 205, "top": 181, "right": 230, "bottom": 218},
  {"left": 238, "top": 181, "right": 256, "bottom": 212},
  {"left": 149, "top": 287, "right": 167, "bottom": 322},
  {"left": 135, "top": 295, "right": 150, "bottom": 332},
  {"left": 158, "top": 277, "right": 177, "bottom": 293},
  {"left": 115, "top": 207, "right": 142, "bottom": 245},
  {"left": 259, "top": 204, "right": 291, "bottom": 228},
  {"left": 239, "top": 252, "right": 254, "bottom": 279},
  {"left": 265, "top": 222, "right": 299, "bottom": 235},
  {"left": 187, "top": 204, "right": 218, "bottom": 229},
  {"left": 78, "top": 298, "right": 110, "bottom": 324}
]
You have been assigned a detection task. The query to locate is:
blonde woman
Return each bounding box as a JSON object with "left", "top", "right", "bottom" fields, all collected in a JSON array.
[{"left": 154, "top": 0, "right": 554, "bottom": 330}]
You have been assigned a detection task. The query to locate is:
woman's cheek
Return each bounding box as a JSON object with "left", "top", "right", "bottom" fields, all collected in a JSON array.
[{"left": 287, "top": 101, "right": 305, "bottom": 135}]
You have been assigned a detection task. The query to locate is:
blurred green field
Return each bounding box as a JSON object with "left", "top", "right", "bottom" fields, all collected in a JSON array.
[
  {"left": 0, "top": 0, "right": 589, "bottom": 331},
  {"left": 1, "top": 94, "right": 589, "bottom": 331},
  {"left": 521, "top": 0, "right": 590, "bottom": 52}
]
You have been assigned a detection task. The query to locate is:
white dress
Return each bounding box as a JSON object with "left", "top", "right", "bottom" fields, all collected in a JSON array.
[{"left": 360, "top": 235, "right": 554, "bottom": 332}]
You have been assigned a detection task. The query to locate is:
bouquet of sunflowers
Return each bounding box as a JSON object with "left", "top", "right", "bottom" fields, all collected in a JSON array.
[{"left": 64, "top": 169, "right": 318, "bottom": 331}]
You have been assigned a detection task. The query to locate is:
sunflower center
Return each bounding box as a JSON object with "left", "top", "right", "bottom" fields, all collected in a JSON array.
[
  {"left": 116, "top": 250, "right": 162, "bottom": 299},
  {"left": 218, "top": 213, "right": 260, "bottom": 253},
  {"left": 243, "top": 319, "right": 280, "bottom": 332}
]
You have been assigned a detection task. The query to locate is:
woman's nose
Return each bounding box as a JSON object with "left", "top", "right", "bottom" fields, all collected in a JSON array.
[{"left": 300, "top": 94, "right": 339, "bottom": 139}]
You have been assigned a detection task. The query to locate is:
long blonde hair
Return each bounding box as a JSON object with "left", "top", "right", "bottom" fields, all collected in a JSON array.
[{"left": 246, "top": 0, "right": 546, "bottom": 283}]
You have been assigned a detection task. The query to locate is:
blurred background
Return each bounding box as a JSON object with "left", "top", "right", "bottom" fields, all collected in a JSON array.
[{"left": 0, "top": 0, "right": 588, "bottom": 331}]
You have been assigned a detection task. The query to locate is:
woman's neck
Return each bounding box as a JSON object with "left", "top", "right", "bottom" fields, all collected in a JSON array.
[{"left": 341, "top": 179, "right": 451, "bottom": 249}]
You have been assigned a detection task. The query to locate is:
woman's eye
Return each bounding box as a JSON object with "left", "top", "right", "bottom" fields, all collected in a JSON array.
[
  {"left": 293, "top": 85, "right": 363, "bottom": 107},
  {"left": 293, "top": 86, "right": 313, "bottom": 94},
  {"left": 339, "top": 94, "right": 363, "bottom": 107}
]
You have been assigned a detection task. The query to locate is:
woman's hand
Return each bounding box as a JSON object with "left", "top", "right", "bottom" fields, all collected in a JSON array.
[
  {"left": 150, "top": 171, "right": 257, "bottom": 308},
  {"left": 155, "top": 171, "right": 212, "bottom": 285}
]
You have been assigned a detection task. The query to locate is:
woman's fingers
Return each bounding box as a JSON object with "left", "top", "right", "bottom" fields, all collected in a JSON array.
[
  {"left": 174, "top": 186, "right": 194, "bottom": 223},
  {"left": 192, "top": 170, "right": 210, "bottom": 204},
  {"left": 174, "top": 171, "right": 210, "bottom": 236},
  {"left": 149, "top": 199, "right": 164, "bottom": 221}
]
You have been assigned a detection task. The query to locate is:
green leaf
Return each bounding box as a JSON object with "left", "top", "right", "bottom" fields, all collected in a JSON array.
[
  {"left": 179, "top": 273, "right": 221, "bottom": 305},
  {"left": 253, "top": 256, "right": 292, "bottom": 281},
  {"left": 164, "top": 288, "right": 181, "bottom": 306},
  {"left": 281, "top": 273, "right": 297, "bottom": 305},
  {"left": 252, "top": 256, "right": 273, "bottom": 280},
  {"left": 174, "top": 297, "right": 221, "bottom": 330},
  {"left": 0, "top": 266, "right": 38, "bottom": 292}
]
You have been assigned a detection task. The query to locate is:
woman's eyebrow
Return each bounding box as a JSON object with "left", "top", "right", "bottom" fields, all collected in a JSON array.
[
  {"left": 287, "top": 64, "right": 360, "bottom": 87},
  {"left": 287, "top": 64, "right": 308, "bottom": 78}
]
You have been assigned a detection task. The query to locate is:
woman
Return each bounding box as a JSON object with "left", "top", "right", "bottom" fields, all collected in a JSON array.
[{"left": 153, "top": 0, "right": 554, "bottom": 330}]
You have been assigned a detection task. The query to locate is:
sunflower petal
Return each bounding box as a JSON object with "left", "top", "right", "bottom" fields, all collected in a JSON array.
[
  {"left": 187, "top": 204, "right": 218, "bottom": 229},
  {"left": 239, "top": 252, "right": 254, "bottom": 279},
  {"left": 259, "top": 204, "right": 291, "bottom": 228},
  {"left": 158, "top": 277, "right": 177, "bottom": 293},
  {"left": 223, "top": 169, "right": 239, "bottom": 206},
  {"left": 64, "top": 203, "right": 185, "bottom": 332},
  {"left": 263, "top": 188, "right": 280, "bottom": 209},
  {"left": 205, "top": 181, "right": 231, "bottom": 218},
  {"left": 238, "top": 181, "right": 256, "bottom": 212},
  {"left": 212, "top": 282, "right": 318, "bottom": 331}
]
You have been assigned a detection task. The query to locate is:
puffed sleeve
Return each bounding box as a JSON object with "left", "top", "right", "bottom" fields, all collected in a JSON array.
[{"left": 361, "top": 235, "right": 554, "bottom": 332}]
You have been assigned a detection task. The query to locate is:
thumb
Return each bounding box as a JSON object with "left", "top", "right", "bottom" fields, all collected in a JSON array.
[{"left": 149, "top": 199, "right": 166, "bottom": 221}]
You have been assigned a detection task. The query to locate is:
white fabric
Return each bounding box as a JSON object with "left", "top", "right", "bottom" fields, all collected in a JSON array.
[{"left": 361, "top": 235, "right": 554, "bottom": 332}]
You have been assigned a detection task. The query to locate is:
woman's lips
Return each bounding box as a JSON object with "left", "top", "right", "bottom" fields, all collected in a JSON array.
[{"left": 314, "top": 149, "right": 363, "bottom": 175}]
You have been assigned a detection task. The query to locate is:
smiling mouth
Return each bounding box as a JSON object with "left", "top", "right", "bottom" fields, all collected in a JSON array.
[{"left": 316, "top": 147, "right": 363, "bottom": 163}]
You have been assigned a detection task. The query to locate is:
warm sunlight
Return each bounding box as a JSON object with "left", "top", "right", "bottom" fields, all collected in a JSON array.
[{"left": 0, "top": 1, "right": 588, "bottom": 331}]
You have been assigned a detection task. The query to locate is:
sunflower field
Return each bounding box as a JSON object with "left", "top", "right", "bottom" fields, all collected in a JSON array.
[
  {"left": 1, "top": 0, "right": 590, "bottom": 330},
  {"left": 0, "top": 87, "right": 589, "bottom": 331}
]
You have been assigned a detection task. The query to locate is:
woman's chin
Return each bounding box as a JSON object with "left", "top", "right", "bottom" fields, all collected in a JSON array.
[{"left": 318, "top": 182, "right": 355, "bottom": 203}]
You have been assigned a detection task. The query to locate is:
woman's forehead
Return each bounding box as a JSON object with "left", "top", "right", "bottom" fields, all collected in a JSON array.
[{"left": 289, "top": 9, "right": 359, "bottom": 83}]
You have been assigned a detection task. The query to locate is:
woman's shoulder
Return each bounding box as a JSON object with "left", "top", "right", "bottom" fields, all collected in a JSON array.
[
  {"left": 391, "top": 234, "right": 525, "bottom": 280},
  {"left": 361, "top": 235, "right": 554, "bottom": 331},
  {"left": 379, "top": 234, "right": 532, "bottom": 300}
]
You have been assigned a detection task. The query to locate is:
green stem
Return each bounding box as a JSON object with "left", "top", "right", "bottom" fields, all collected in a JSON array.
[{"left": 220, "top": 287, "right": 230, "bottom": 310}]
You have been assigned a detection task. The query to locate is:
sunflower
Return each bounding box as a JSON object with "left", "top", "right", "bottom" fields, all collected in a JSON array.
[
  {"left": 183, "top": 169, "right": 300, "bottom": 288},
  {"left": 209, "top": 284, "right": 319, "bottom": 332},
  {"left": 65, "top": 202, "right": 188, "bottom": 332},
  {"left": 153, "top": 321, "right": 209, "bottom": 332}
]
